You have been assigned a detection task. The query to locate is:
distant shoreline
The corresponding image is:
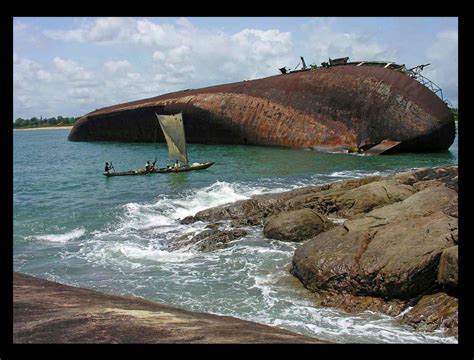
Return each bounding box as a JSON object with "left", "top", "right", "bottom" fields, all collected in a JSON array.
[{"left": 14, "top": 126, "right": 73, "bottom": 131}]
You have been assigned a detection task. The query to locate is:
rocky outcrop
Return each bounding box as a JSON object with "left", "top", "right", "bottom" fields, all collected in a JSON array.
[
  {"left": 182, "top": 165, "right": 457, "bottom": 226},
  {"left": 286, "top": 165, "right": 458, "bottom": 335},
  {"left": 176, "top": 165, "right": 459, "bottom": 336},
  {"left": 291, "top": 199, "right": 457, "bottom": 299},
  {"left": 178, "top": 165, "right": 458, "bottom": 336},
  {"left": 397, "top": 293, "right": 458, "bottom": 337},
  {"left": 263, "top": 208, "right": 334, "bottom": 242},
  {"left": 13, "top": 272, "right": 326, "bottom": 343},
  {"left": 180, "top": 176, "right": 383, "bottom": 226}
]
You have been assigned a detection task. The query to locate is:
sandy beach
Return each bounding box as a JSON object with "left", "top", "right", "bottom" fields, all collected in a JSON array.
[{"left": 14, "top": 126, "right": 73, "bottom": 131}]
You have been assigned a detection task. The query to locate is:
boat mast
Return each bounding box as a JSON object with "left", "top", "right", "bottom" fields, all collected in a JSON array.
[{"left": 181, "top": 113, "right": 189, "bottom": 166}]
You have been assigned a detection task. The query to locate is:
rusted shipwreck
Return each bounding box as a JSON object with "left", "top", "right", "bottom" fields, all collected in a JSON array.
[{"left": 68, "top": 57, "right": 455, "bottom": 154}]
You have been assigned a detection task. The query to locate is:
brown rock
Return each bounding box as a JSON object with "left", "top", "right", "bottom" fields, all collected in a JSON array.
[
  {"left": 313, "top": 290, "right": 407, "bottom": 317},
  {"left": 412, "top": 179, "right": 446, "bottom": 192},
  {"left": 397, "top": 293, "right": 458, "bottom": 337},
  {"left": 169, "top": 228, "right": 248, "bottom": 252},
  {"left": 437, "top": 246, "right": 458, "bottom": 288},
  {"left": 263, "top": 208, "right": 333, "bottom": 242},
  {"left": 14, "top": 272, "right": 326, "bottom": 343},
  {"left": 181, "top": 166, "right": 457, "bottom": 227},
  {"left": 334, "top": 179, "right": 414, "bottom": 217},
  {"left": 291, "top": 187, "right": 458, "bottom": 300}
]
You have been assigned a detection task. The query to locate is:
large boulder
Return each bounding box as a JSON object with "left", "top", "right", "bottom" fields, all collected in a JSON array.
[
  {"left": 263, "top": 208, "right": 333, "bottom": 242},
  {"left": 291, "top": 186, "right": 458, "bottom": 300},
  {"left": 397, "top": 293, "right": 458, "bottom": 337},
  {"left": 437, "top": 246, "right": 458, "bottom": 289}
]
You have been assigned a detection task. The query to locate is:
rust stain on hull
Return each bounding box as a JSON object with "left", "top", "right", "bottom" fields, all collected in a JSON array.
[{"left": 68, "top": 65, "right": 455, "bottom": 153}]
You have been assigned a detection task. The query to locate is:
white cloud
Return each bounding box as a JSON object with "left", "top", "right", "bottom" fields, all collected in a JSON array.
[
  {"left": 152, "top": 51, "right": 165, "bottom": 61},
  {"left": 53, "top": 57, "right": 93, "bottom": 83},
  {"left": 16, "top": 18, "right": 297, "bottom": 118},
  {"left": 423, "top": 30, "right": 458, "bottom": 106},
  {"left": 45, "top": 17, "right": 184, "bottom": 48},
  {"left": 46, "top": 17, "right": 137, "bottom": 44},
  {"left": 104, "top": 60, "right": 131, "bottom": 72},
  {"left": 303, "top": 21, "right": 397, "bottom": 64}
]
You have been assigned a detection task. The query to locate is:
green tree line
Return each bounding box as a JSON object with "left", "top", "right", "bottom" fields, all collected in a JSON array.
[{"left": 13, "top": 116, "right": 79, "bottom": 128}]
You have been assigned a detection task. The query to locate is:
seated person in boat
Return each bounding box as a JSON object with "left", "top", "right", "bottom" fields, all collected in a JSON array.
[
  {"left": 104, "top": 162, "right": 113, "bottom": 174},
  {"left": 173, "top": 160, "right": 180, "bottom": 169}
]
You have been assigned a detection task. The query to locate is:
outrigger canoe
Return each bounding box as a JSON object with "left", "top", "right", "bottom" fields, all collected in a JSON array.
[{"left": 103, "top": 161, "right": 215, "bottom": 177}]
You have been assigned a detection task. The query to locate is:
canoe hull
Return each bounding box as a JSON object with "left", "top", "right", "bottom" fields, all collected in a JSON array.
[{"left": 103, "top": 161, "right": 215, "bottom": 177}]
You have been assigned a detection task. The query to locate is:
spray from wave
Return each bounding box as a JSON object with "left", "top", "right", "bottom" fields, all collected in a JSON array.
[{"left": 31, "top": 228, "right": 86, "bottom": 243}]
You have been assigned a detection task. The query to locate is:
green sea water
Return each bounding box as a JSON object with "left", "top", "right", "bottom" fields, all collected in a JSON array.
[{"left": 13, "top": 127, "right": 458, "bottom": 343}]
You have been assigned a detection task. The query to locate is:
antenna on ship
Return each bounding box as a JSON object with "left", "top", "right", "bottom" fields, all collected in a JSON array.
[{"left": 300, "top": 56, "right": 307, "bottom": 70}]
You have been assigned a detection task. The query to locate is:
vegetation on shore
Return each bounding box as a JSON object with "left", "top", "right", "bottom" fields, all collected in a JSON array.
[{"left": 13, "top": 116, "right": 79, "bottom": 129}]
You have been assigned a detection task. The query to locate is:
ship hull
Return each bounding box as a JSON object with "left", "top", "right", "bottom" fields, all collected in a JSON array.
[{"left": 68, "top": 65, "right": 455, "bottom": 153}]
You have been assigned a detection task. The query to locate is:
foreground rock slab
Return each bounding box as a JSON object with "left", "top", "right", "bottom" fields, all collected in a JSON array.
[{"left": 13, "top": 272, "right": 326, "bottom": 344}]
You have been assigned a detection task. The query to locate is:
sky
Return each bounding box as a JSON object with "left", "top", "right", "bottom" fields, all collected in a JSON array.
[{"left": 13, "top": 17, "right": 458, "bottom": 120}]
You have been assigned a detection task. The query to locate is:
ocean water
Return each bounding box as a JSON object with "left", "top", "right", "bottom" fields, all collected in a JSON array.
[{"left": 13, "top": 127, "right": 458, "bottom": 343}]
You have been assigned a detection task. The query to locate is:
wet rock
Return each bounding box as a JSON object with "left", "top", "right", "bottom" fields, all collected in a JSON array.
[
  {"left": 183, "top": 166, "right": 457, "bottom": 228},
  {"left": 291, "top": 186, "right": 458, "bottom": 300},
  {"left": 312, "top": 290, "right": 408, "bottom": 317},
  {"left": 408, "top": 165, "right": 458, "bottom": 192},
  {"left": 328, "top": 179, "right": 414, "bottom": 217},
  {"left": 263, "top": 208, "right": 334, "bottom": 242},
  {"left": 14, "top": 272, "right": 325, "bottom": 343},
  {"left": 169, "top": 228, "right": 248, "bottom": 252},
  {"left": 437, "top": 246, "right": 458, "bottom": 289},
  {"left": 397, "top": 293, "right": 458, "bottom": 337},
  {"left": 180, "top": 216, "right": 196, "bottom": 225}
]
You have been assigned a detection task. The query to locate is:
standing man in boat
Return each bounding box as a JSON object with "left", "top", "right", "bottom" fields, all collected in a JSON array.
[{"left": 144, "top": 158, "right": 158, "bottom": 173}]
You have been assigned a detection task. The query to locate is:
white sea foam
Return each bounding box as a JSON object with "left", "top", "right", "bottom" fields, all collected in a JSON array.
[
  {"left": 32, "top": 228, "right": 86, "bottom": 243},
  {"left": 115, "top": 243, "right": 196, "bottom": 263},
  {"left": 328, "top": 170, "right": 383, "bottom": 178},
  {"left": 104, "top": 181, "right": 286, "bottom": 240}
]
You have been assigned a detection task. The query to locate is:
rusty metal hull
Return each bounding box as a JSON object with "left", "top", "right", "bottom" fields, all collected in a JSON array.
[{"left": 68, "top": 65, "right": 455, "bottom": 152}]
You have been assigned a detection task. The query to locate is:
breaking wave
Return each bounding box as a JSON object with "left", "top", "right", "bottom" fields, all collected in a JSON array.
[{"left": 31, "top": 228, "right": 86, "bottom": 243}]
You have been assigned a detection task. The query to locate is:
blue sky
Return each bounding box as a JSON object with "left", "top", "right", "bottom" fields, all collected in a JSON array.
[{"left": 13, "top": 17, "right": 458, "bottom": 119}]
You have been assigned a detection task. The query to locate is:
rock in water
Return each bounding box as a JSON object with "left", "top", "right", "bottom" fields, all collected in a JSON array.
[
  {"left": 291, "top": 186, "right": 458, "bottom": 300},
  {"left": 397, "top": 293, "right": 458, "bottom": 337},
  {"left": 263, "top": 208, "right": 333, "bottom": 242}
]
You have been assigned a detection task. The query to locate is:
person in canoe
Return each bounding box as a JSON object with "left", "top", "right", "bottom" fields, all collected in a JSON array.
[
  {"left": 104, "top": 162, "right": 113, "bottom": 174},
  {"left": 144, "top": 158, "right": 158, "bottom": 173}
]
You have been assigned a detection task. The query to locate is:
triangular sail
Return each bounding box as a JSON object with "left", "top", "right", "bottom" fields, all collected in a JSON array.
[{"left": 155, "top": 113, "right": 188, "bottom": 164}]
